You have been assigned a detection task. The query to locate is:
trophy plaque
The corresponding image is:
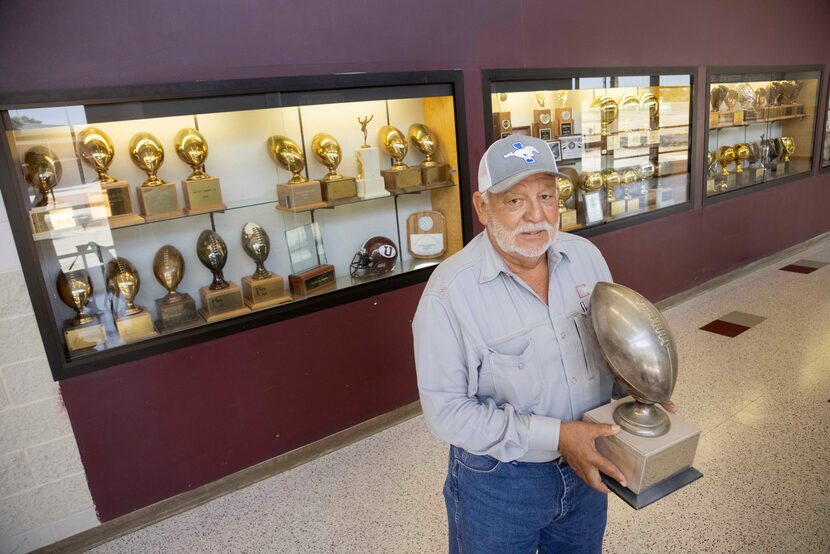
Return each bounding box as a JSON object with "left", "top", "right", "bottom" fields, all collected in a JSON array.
[
  {"left": 23, "top": 146, "right": 68, "bottom": 235},
  {"left": 406, "top": 211, "right": 447, "bottom": 259},
  {"left": 583, "top": 282, "right": 702, "bottom": 509},
  {"left": 579, "top": 171, "right": 605, "bottom": 225},
  {"left": 409, "top": 123, "right": 452, "bottom": 187},
  {"left": 285, "top": 222, "right": 336, "bottom": 296},
  {"left": 379, "top": 126, "right": 422, "bottom": 192},
  {"left": 105, "top": 257, "right": 158, "bottom": 342},
  {"left": 267, "top": 136, "right": 326, "bottom": 211},
  {"left": 129, "top": 132, "right": 182, "bottom": 221},
  {"left": 355, "top": 115, "right": 390, "bottom": 200},
  {"left": 493, "top": 93, "right": 512, "bottom": 139},
  {"left": 196, "top": 230, "right": 250, "bottom": 322},
  {"left": 174, "top": 128, "right": 226, "bottom": 215},
  {"left": 152, "top": 245, "right": 200, "bottom": 333},
  {"left": 57, "top": 269, "right": 106, "bottom": 351},
  {"left": 532, "top": 91, "right": 554, "bottom": 141},
  {"left": 241, "top": 222, "right": 292, "bottom": 310},
  {"left": 311, "top": 133, "right": 359, "bottom": 204},
  {"left": 554, "top": 90, "right": 574, "bottom": 137},
  {"left": 557, "top": 173, "right": 577, "bottom": 230},
  {"left": 620, "top": 168, "right": 640, "bottom": 212},
  {"left": 77, "top": 127, "right": 143, "bottom": 228},
  {"left": 602, "top": 168, "right": 625, "bottom": 216}
]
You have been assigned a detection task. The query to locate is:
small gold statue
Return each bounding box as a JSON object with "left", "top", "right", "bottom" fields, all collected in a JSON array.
[{"left": 358, "top": 115, "right": 374, "bottom": 148}]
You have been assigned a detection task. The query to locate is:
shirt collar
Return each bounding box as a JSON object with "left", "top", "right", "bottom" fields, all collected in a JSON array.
[{"left": 478, "top": 231, "right": 569, "bottom": 284}]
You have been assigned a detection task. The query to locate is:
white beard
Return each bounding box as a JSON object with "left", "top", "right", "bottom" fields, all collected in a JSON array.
[{"left": 487, "top": 217, "right": 557, "bottom": 258}]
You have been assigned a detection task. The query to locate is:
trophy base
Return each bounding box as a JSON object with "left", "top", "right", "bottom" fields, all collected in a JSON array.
[
  {"left": 321, "top": 176, "right": 359, "bottom": 204},
  {"left": 29, "top": 203, "right": 75, "bottom": 235},
  {"left": 183, "top": 177, "right": 226, "bottom": 214},
  {"left": 101, "top": 180, "right": 141, "bottom": 224},
  {"left": 610, "top": 199, "right": 626, "bottom": 216},
  {"left": 654, "top": 187, "right": 675, "bottom": 208},
  {"left": 601, "top": 466, "right": 703, "bottom": 510},
  {"left": 289, "top": 264, "right": 336, "bottom": 297},
  {"left": 625, "top": 197, "right": 641, "bottom": 212},
  {"left": 357, "top": 177, "right": 390, "bottom": 200},
  {"left": 774, "top": 162, "right": 787, "bottom": 175},
  {"left": 733, "top": 109, "right": 744, "bottom": 125},
  {"left": 709, "top": 111, "right": 719, "bottom": 128},
  {"left": 64, "top": 320, "right": 106, "bottom": 352},
  {"left": 706, "top": 177, "right": 716, "bottom": 194},
  {"left": 725, "top": 173, "right": 736, "bottom": 189},
  {"left": 108, "top": 213, "right": 145, "bottom": 229},
  {"left": 584, "top": 396, "right": 701, "bottom": 495},
  {"left": 276, "top": 181, "right": 326, "bottom": 212},
  {"left": 154, "top": 293, "right": 201, "bottom": 333},
  {"left": 381, "top": 166, "right": 422, "bottom": 193},
  {"left": 137, "top": 182, "right": 182, "bottom": 221},
  {"left": 198, "top": 282, "right": 250, "bottom": 323},
  {"left": 753, "top": 167, "right": 766, "bottom": 183},
  {"left": 559, "top": 209, "right": 577, "bottom": 230},
  {"left": 242, "top": 274, "right": 292, "bottom": 310},
  {"left": 115, "top": 310, "right": 158, "bottom": 342},
  {"left": 421, "top": 164, "right": 451, "bottom": 187}
]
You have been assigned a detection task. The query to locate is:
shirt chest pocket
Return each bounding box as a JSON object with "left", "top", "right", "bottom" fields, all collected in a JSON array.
[{"left": 478, "top": 336, "right": 541, "bottom": 414}]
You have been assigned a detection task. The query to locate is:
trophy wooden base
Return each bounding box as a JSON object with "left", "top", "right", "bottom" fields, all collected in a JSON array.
[
  {"left": 733, "top": 109, "right": 745, "bottom": 125},
  {"left": 381, "top": 167, "right": 422, "bottom": 193},
  {"left": 559, "top": 209, "right": 577, "bottom": 230},
  {"left": 706, "top": 177, "right": 716, "bottom": 194},
  {"left": 421, "top": 164, "right": 451, "bottom": 187},
  {"left": 108, "top": 213, "right": 145, "bottom": 229},
  {"left": 654, "top": 187, "right": 675, "bottom": 208},
  {"left": 277, "top": 181, "right": 327, "bottom": 212},
  {"left": 64, "top": 320, "right": 106, "bottom": 351},
  {"left": 154, "top": 293, "right": 201, "bottom": 333},
  {"left": 709, "top": 111, "right": 719, "bottom": 127},
  {"left": 183, "top": 177, "right": 226, "bottom": 214},
  {"left": 753, "top": 167, "right": 766, "bottom": 183},
  {"left": 137, "top": 182, "right": 182, "bottom": 221},
  {"left": 101, "top": 180, "right": 142, "bottom": 225},
  {"left": 321, "top": 176, "right": 359, "bottom": 204},
  {"left": 584, "top": 396, "right": 701, "bottom": 496},
  {"left": 625, "top": 197, "right": 641, "bottom": 212},
  {"left": 198, "top": 282, "right": 250, "bottom": 323},
  {"left": 29, "top": 203, "right": 74, "bottom": 235},
  {"left": 357, "top": 177, "right": 390, "bottom": 199},
  {"left": 242, "top": 274, "right": 292, "bottom": 310},
  {"left": 493, "top": 112, "right": 512, "bottom": 139},
  {"left": 774, "top": 162, "right": 788, "bottom": 174},
  {"left": 289, "top": 264, "right": 336, "bottom": 296},
  {"left": 115, "top": 310, "right": 158, "bottom": 342},
  {"left": 610, "top": 199, "right": 626, "bottom": 216}
]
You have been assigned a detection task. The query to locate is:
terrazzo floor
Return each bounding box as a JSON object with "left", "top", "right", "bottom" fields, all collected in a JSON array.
[{"left": 94, "top": 236, "right": 830, "bottom": 553}]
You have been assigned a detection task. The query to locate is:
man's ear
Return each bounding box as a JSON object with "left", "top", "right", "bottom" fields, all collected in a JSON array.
[{"left": 472, "top": 191, "right": 488, "bottom": 227}]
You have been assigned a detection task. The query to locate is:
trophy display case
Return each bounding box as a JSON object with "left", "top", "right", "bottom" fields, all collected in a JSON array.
[
  {"left": 483, "top": 68, "right": 695, "bottom": 233},
  {"left": 822, "top": 80, "right": 830, "bottom": 171},
  {"left": 705, "top": 67, "right": 822, "bottom": 197},
  {"left": 0, "top": 71, "right": 471, "bottom": 380}
]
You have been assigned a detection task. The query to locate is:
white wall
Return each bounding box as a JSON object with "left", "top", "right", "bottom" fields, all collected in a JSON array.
[{"left": 0, "top": 215, "right": 99, "bottom": 552}]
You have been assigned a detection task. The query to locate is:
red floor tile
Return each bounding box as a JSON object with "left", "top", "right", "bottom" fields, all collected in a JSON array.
[{"left": 699, "top": 319, "right": 751, "bottom": 337}]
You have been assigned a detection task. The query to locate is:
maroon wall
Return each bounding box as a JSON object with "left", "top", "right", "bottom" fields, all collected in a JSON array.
[{"left": 1, "top": 0, "right": 828, "bottom": 520}]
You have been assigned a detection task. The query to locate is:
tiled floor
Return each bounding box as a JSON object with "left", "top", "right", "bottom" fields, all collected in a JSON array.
[{"left": 95, "top": 236, "right": 830, "bottom": 554}]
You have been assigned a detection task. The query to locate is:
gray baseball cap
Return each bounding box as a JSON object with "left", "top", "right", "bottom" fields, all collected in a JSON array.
[{"left": 478, "top": 134, "right": 567, "bottom": 194}]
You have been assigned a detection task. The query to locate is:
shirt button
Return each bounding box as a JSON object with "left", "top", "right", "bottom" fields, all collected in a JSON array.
[
  {"left": 560, "top": 332, "right": 566, "bottom": 339},
  {"left": 571, "top": 377, "right": 578, "bottom": 384},
  {"left": 518, "top": 362, "right": 524, "bottom": 369}
]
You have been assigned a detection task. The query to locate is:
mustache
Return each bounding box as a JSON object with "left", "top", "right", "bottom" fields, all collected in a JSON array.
[{"left": 509, "top": 222, "right": 555, "bottom": 236}]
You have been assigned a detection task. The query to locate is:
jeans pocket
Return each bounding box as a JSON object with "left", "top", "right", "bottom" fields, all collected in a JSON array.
[{"left": 455, "top": 448, "right": 502, "bottom": 474}]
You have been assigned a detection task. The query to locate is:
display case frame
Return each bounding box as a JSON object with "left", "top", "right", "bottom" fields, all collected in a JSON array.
[
  {"left": 819, "top": 75, "right": 830, "bottom": 174},
  {"left": 0, "top": 70, "right": 473, "bottom": 381},
  {"left": 703, "top": 65, "right": 824, "bottom": 204},
  {"left": 481, "top": 66, "right": 698, "bottom": 237}
]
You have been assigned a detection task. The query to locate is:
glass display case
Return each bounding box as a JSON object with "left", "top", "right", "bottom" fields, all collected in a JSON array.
[
  {"left": 822, "top": 80, "right": 830, "bottom": 171},
  {"left": 0, "top": 71, "right": 471, "bottom": 380},
  {"left": 483, "top": 68, "right": 694, "bottom": 233},
  {"left": 705, "top": 66, "right": 822, "bottom": 197}
]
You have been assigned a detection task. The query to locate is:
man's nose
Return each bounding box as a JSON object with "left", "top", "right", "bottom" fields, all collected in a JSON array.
[{"left": 523, "top": 198, "right": 545, "bottom": 221}]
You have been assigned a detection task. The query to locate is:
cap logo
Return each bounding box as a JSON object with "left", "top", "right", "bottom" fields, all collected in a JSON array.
[{"left": 503, "top": 142, "right": 538, "bottom": 164}]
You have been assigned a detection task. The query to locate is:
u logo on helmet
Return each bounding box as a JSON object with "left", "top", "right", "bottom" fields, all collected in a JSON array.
[{"left": 379, "top": 244, "right": 396, "bottom": 258}]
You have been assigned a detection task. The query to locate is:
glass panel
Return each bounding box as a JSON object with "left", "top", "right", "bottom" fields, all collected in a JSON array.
[
  {"left": 822, "top": 82, "right": 830, "bottom": 169},
  {"left": 488, "top": 69, "right": 693, "bottom": 232},
  {"left": 706, "top": 68, "right": 821, "bottom": 196}
]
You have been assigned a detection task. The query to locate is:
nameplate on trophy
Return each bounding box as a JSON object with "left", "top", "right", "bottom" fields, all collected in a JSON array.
[
  {"left": 241, "top": 274, "right": 292, "bottom": 310},
  {"left": 198, "top": 282, "right": 250, "bottom": 322},
  {"left": 183, "top": 177, "right": 226, "bottom": 214},
  {"left": 137, "top": 183, "right": 181, "bottom": 221},
  {"left": 277, "top": 181, "right": 327, "bottom": 212},
  {"left": 289, "top": 264, "right": 336, "bottom": 296}
]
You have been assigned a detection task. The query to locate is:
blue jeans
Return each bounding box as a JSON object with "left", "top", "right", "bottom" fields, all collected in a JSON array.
[{"left": 443, "top": 445, "right": 607, "bottom": 554}]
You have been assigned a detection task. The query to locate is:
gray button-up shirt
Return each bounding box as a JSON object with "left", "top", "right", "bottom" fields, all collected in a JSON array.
[{"left": 413, "top": 231, "right": 615, "bottom": 463}]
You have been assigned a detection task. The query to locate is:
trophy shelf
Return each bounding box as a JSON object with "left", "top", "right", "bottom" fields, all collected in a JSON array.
[
  {"left": 709, "top": 113, "right": 808, "bottom": 130},
  {"left": 275, "top": 180, "right": 456, "bottom": 214}
]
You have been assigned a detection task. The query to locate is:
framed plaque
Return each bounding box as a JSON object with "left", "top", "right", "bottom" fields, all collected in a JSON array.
[
  {"left": 582, "top": 190, "right": 604, "bottom": 224},
  {"left": 559, "top": 134, "right": 584, "bottom": 160},
  {"left": 406, "top": 211, "right": 447, "bottom": 259},
  {"left": 546, "top": 140, "right": 562, "bottom": 162}
]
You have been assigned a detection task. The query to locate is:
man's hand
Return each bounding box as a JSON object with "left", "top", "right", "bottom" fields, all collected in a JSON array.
[
  {"left": 662, "top": 400, "right": 678, "bottom": 413},
  {"left": 558, "top": 421, "right": 626, "bottom": 494}
]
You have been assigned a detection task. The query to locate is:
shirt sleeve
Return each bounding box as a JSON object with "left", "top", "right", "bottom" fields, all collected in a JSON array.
[{"left": 413, "top": 292, "right": 559, "bottom": 462}]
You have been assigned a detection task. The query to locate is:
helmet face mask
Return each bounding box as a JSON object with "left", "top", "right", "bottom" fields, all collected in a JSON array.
[{"left": 349, "top": 236, "right": 399, "bottom": 278}]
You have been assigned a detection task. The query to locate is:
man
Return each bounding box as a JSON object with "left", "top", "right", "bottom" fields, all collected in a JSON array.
[{"left": 413, "top": 135, "right": 669, "bottom": 553}]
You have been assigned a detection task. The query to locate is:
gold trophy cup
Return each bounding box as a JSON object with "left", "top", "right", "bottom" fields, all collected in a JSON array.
[
  {"left": 240, "top": 222, "right": 291, "bottom": 310},
  {"left": 129, "top": 132, "right": 181, "bottom": 221},
  {"left": 557, "top": 175, "right": 577, "bottom": 229},
  {"left": 77, "top": 127, "right": 143, "bottom": 227},
  {"left": 57, "top": 269, "right": 106, "bottom": 351},
  {"left": 268, "top": 136, "right": 326, "bottom": 211},
  {"left": 105, "top": 257, "right": 158, "bottom": 342},
  {"left": 602, "top": 168, "right": 625, "bottom": 216},
  {"left": 409, "top": 123, "right": 451, "bottom": 187},
  {"left": 311, "top": 133, "right": 358, "bottom": 204},
  {"left": 196, "top": 230, "right": 249, "bottom": 322},
  {"left": 152, "top": 245, "right": 200, "bottom": 332},
  {"left": 174, "top": 128, "right": 225, "bottom": 214},
  {"left": 379, "top": 125, "right": 422, "bottom": 192}
]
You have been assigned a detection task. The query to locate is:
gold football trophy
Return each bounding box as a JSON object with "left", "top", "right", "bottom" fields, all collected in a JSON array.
[
  {"left": 311, "top": 133, "right": 359, "bottom": 204},
  {"left": 557, "top": 174, "right": 577, "bottom": 230},
  {"left": 240, "top": 222, "right": 292, "bottom": 310},
  {"left": 621, "top": 168, "right": 640, "bottom": 212},
  {"left": 129, "top": 132, "right": 182, "bottom": 221},
  {"left": 57, "top": 269, "right": 106, "bottom": 351},
  {"left": 196, "top": 230, "right": 250, "bottom": 322},
  {"left": 152, "top": 245, "right": 201, "bottom": 332},
  {"left": 23, "top": 146, "right": 73, "bottom": 235},
  {"left": 602, "top": 168, "right": 625, "bottom": 216},
  {"left": 105, "top": 257, "right": 158, "bottom": 342},
  {"left": 379, "top": 125, "right": 422, "bottom": 192},
  {"left": 409, "top": 123, "right": 452, "bottom": 187},
  {"left": 77, "top": 127, "right": 144, "bottom": 228},
  {"left": 174, "top": 128, "right": 226, "bottom": 214},
  {"left": 717, "top": 146, "right": 736, "bottom": 190},
  {"left": 594, "top": 95, "right": 619, "bottom": 137},
  {"left": 579, "top": 171, "right": 605, "bottom": 225},
  {"left": 268, "top": 135, "right": 326, "bottom": 211}
]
